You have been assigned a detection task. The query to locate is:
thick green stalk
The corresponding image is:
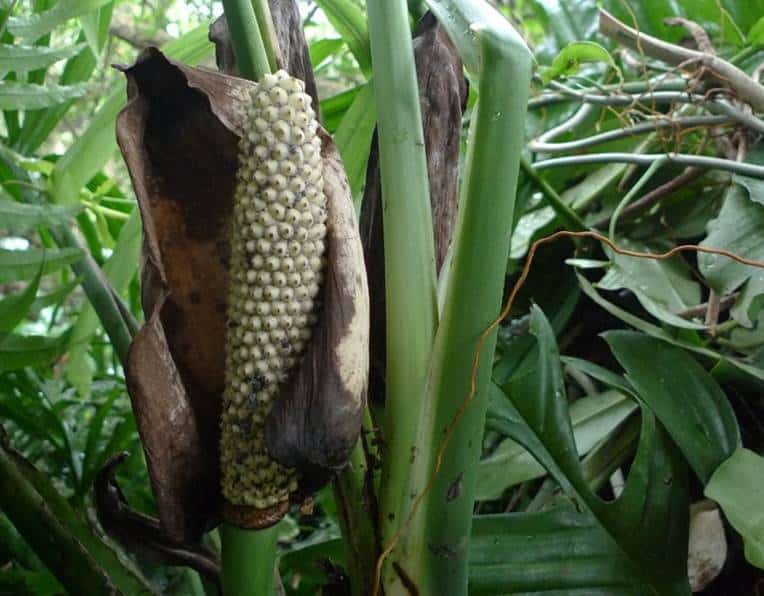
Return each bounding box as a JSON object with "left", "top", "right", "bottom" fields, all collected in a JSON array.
[
  {"left": 221, "top": 0, "right": 271, "bottom": 80},
  {"left": 221, "top": 523, "right": 279, "bottom": 596},
  {"left": 414, "top": 2, "right": 532, "bottom": 594},
  {"left": 366, "top": 0, "right": 438, "bottom": 593}
]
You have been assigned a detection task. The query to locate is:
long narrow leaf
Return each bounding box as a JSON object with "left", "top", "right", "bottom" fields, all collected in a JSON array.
[
  {"left": 0, "top": 331, "right": 71, "bottom": 373},
  {"left": 314, "top": 0, "right": 371, "bottom": 74},
  {"left": 7, "top": 0, "right": 112, "bottom": 40},
  {"left": 0, "top": 247, "right": 82, "bottom": 283},
  {"left": 0, "top": 43, "right": 86, "bottom": 76},
  {"left": 0, "top": 81, "right": 89, "bottom": 110},
  {"left": 0, "top": 265, "right": 41, "bottom": 332},
  {"left": 0, "top": 198, "right": 82, "bottom": 232}
]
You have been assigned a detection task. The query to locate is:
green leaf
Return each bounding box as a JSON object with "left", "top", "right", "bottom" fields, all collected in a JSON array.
[
  {"left": 0, "top": 43, "right": 87, "bottom": 77},
  {"left": 79, "top": 2, "right": 113, "bottom": 57},
  {"left": 604, "top": 330, "right": 741, "bottom": 484},
  {"left": 477, "top": 389, "right": 636, "bottom": 500},
  {"left": 0, "top": 81, "right": 89, "bottom": 110},
  {"left": 749, "top": 16, "right": 764, "bottom": 47},
  {"left": 561, "top": 356, "right": 637, "bottom": 397},
  {"left": 544, "top": 41, "right": 616, "bottom": 83},
  {"left": 333, "top": 81, "right": 377, "bottom": 202},
  {"left": 7, "top": 0, "right": 112, "bottom": 40},
  {"left": 314, "top": 0, "right": 371, "bottom": 75},
  {"left": 66, "top": 209, "right": 140, "bottom": 397},
  {"left": 0, "top": 331, "right": 70, "bottom": 373},
  {"left": 576, "top": 271, "right": 764, "bottom": 384},
  {"left": 0, "top": 265, "right": 41, "bottom": 332},
  {"left": 699, "top": 184, "right": 764, "bottom": 294},
  {"left": 470, "top": 505, "right": 648, "bottom": 595},
  {"left": 731, "top": 270, "right": 764, "bottom": 327},
  {"left": 0, "top": 198, "right": 82, "bottom": 232},
  {"left": 488, "top": 306, "right": 691, "bottom": 596},
  {"left": 705, "top": 448, "right": 764, "bottom": 569},
  {"left": 0, "top": 247, "right": 82, "bottom": 283},
  {"left": 320, "top": 85, "right": 360, "bottom": 131},
  {"left": 29, "top": 278, "right": 80, "bottom": 315},
  {"left": 598, "top": 239, "right": 704, "bottom": 330},
  {"left": 308, "top": 37, "right": 345, "bottom": 68}
]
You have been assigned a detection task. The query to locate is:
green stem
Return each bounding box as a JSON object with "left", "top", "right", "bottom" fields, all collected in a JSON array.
[
  {"left": 520, "top": 156, "right": 586, "bottom": 231},
  {"left": 221, "top": 523, "right": 279, "bottom": 596},
  {"left": 529, "top": 115, "right": 734, "bottom": 153},
  {"left": 366, "top": 0, "right": 438, "bottom": 593},
  {"left": 608, "top": 156, "right": 666, "bottom": 239},
  {"left": 251, "top": 0, "right": 281, "bottom": 71},
  {"left": 221, "top": 0, "right": 272, "bottom": 80},
  {"left": 334, "top": 430, "right": 379, "bottom": 596},
  {"left": 334, "top": 408, "right": 379, "bottom": 595},
  {"left": 535, "top": 152, "right": 764, "bottom": 180},
  {"left": 730, "top": 46, "right": 760, "bottom": 65},
  {"left": 216, "top": 4, "right": 283, "bottom": 593}
]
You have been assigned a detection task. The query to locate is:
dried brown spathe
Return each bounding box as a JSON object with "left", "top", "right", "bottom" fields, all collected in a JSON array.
[{"left": 115, "top": 48, "right": 368, "bottom": 539}]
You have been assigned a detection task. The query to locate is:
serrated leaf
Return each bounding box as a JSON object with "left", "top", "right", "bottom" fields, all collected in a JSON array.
[
  {"left": 0, "top": 248, "right": 82, "bottom": 283},
  {"left": 0, "top": 81, "right": 89, "bottom": 110},
  {"left": 0, "top": 43, "right": 87, "bottom": 77},
  {"left": 705, "top": 448, "right": 764, "bottom": 569},
  {"left": 7, "top": 0, "right": 112, "bottom": 40},
  {"left": 0, "top": 198, "right": 82, "bottom": 233},
  {"left": 604, "top": 330, "right": 741, "bottom": 484}
]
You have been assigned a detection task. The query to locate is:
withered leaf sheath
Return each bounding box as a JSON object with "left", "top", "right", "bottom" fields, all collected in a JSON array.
[{"left": 221, "top": 70, "right": 327, "bottom": 524}]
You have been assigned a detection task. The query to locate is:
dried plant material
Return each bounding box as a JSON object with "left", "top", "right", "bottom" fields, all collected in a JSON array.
[
  {"left": 115, "top": 48, "right": 368, "bottom": 537},
  {"left": 117, "top": 48, "right": 245, "bottom": 541},
  {"left": 688, "top": 500, "right": 727, "bottom": 592}
]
